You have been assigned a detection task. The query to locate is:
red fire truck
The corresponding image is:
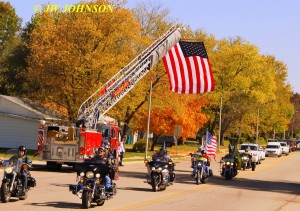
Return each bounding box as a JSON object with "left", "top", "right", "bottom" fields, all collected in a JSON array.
[{"left": 36, "top": 25, "right": 182, "bottom": 169}]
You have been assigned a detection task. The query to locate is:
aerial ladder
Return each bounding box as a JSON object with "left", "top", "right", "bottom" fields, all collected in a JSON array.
[{"left": 77, "top": 25, "right": 182, "bottom": 129}]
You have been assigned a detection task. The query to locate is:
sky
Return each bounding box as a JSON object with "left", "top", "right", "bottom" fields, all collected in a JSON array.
[{"left": 6, "top": 0, "right": 300, "bottom": 93}]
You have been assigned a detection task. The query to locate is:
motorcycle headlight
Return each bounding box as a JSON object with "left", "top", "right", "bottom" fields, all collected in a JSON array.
[
  {"left": 95, "top": 173, "right": 100, "bottom": 178},
  {"left": 86, "top": 171, "right": 94, "bottom": 178},
  {"left": 157, "top": 167, "right": 162, "bottom": 172},
  {"left": 231, "top": 163, "right": 234, "bottom": 165},
  {"left": 226, "top": 162, "right": 230, "bottom": 165},
  {"left": 80, "top": 172, "right": 85, "bottom": 177},
  {"left": 5, "top": 166, "right": 13, "bottom": 174},
  {"left": 151, "top": 167, "right": 155, "bottom": 171}
]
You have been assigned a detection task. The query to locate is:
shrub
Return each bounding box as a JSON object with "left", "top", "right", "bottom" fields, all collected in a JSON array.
[{"left": 132, "top": 139, "right": 153, "bottom": 152}]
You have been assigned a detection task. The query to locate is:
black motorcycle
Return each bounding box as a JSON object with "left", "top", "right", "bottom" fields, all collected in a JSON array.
[
  {"left": 0, "top": 149, "right": 36, "bottom": 203},
  {"left": 145, "top": 160, "right": 175, "bottom": 192},
  {"left": 69, "top": 162, "right": 117, "bottom": 209},
  {"left": 220, "top": 156, "right": 238, "bottom": 180}
]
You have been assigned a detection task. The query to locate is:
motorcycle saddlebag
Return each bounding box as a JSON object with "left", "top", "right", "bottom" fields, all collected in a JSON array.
[{"left": 28, "top": 176, "right": 36, "bottom": 187}]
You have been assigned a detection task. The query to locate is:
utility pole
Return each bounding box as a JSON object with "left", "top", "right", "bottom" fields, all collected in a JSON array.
[
  {"left": 145, "top": 80, "right": 152, "bottom": 160},
  {"left": 256, "top": 109, "right": 259, "bottom": 144},
  {"left": 218, "top": 95, "right": 222, "bottom": 152}
]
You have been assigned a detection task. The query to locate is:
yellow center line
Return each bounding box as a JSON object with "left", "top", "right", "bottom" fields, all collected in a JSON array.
[{"left": 112, "top": 184, "right": 213, "bottom": 211}]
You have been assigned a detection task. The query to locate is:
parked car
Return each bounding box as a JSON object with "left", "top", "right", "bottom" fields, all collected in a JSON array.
[
  {"left": 268, "top": 139, "right": 279, "bottom": 142},
  {"left": 265, "top": 142, "right": 282, "bottom": 157},
  {"left": 152, "top": 135, "right": 177, "bottom": 147},
  {"left": 238, "top": 144, "right": 260, "bottom": 164},
  {"left": 279, "top": 142, "right": 289, "bottom": 155},
  {"left": 284, "top": 140, "right": 297, "bottom": 152},
  {"left": 259, "top": 147, "right": 266, "bottom": 160},
  {"left": 295, "top": 140, "right": 300, "bottom": 150}
]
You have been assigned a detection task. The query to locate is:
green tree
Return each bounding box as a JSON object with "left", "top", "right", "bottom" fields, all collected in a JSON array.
[{"left": 0, "top": 1, "right": 23, "bottom": 95}]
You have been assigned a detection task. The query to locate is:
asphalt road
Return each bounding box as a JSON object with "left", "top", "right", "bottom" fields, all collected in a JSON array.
[{"left": 1, "top": 152, "right": 300, "bottom": 211}]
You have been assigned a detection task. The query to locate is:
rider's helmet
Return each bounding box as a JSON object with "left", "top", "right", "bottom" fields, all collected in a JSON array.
[
  {"left": 201, "top": 150, "right": 206, "bottom": 155},
  {"left": 98, "top": 147, "right": 105, "bottom": 153},
  {"left": 18, "top": 145, "right": 26, "bottom": 153},
  {"left": 158, "top": 147, "right": 166, "bottom": 155}
]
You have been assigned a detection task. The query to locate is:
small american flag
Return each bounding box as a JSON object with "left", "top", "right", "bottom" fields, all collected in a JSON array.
[
  {"left": 205, "top": 130, "right": 217, "bottom": 157},
  {"left": 162, "top": 40, "right": 215, "bottom": 94},
  {"left": 34, "top": 128, "right": 44, "bottom": 157}
]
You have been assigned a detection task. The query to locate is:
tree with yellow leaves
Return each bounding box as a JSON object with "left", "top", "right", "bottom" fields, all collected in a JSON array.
[{"left": 24, "top": 0, "right": 140, "bottom": 120}]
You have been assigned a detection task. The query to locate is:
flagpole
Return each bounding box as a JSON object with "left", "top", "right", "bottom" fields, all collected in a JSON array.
[
  {"left": 145, "top": 80, "right": 152, "bottom": 160},
  {"left": 218, "top": 95, "right": 222, "bottom": 152}
]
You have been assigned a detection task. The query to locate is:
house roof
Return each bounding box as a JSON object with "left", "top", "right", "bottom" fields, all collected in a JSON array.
[{"left": 0, "top": 95, "right": 65, "bottom": 121}]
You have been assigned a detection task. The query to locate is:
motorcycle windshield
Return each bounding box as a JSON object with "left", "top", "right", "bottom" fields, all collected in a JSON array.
[
  {"left": 223, "top": 158, "right": 234, "bottom": 163},
  {"left": 148, "top": 161, "right": 168, "bottom": 168},
  {"left": 3, "top": 149, "right": 23, "bottom": 173},
  {"left": 74, "top": 162, "right": 110, "bottom": 175}
]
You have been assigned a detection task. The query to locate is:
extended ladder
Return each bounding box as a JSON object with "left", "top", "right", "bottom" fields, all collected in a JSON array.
[{"left": 77, "top": 25, "right": 182, "bottom": 128}]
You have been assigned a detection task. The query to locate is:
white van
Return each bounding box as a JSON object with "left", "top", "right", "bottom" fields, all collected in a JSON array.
[
  {"left": 238, "top": 144, "right": 260, "bottom": 163},
  {"left": 279, "top": 142, "right": 289, "bottom": 155},
  {"left": 265, "top": 142, "right": 282, "bottom": 157}
]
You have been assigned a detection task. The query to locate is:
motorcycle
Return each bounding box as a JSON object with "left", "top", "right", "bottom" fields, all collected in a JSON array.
[
  {"left": 220, "top": 156, "right": 238, "bottom": 180},
  {"left": 0, "top": 149, "right": 36, "bottom": 203},
  {"left": 144, "top": 159, "right": 175, "bottom": 192},
  {"left": 190, "top": 153, "right": 210, "bottom": 184},
  {"left": 240, "top": 153, "right": 256, "bottom": 171},
  {"left": 69, "top": 162, "right": 117, "bottom": 209}
]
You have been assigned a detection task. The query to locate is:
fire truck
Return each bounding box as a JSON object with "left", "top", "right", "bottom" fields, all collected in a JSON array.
[{"left": 36, "top": 25, "right": 182, "bottom": 169}]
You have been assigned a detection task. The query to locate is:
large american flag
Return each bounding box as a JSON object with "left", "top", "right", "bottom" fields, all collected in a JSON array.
[
  {"left": 162, "top": 40, "right": 215, "bottom": 94},
  {"left": 205, "top": 130, "right": 217, "bottom": 156}
]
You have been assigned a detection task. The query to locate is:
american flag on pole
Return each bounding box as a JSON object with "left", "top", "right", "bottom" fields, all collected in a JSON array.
[
  {"left": 34, "top": 128, "right": 44, "bottom": 157},
  {"left": 162, "top": 40, "right": 215, "bottom": 94},
  {"left": 205, "top": 130, "right": 217, "bottom": 157}
]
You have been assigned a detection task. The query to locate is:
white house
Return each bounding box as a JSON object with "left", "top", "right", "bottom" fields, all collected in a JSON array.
[{"left": 0, "top": 95, "right": 63, "bottom": 150}]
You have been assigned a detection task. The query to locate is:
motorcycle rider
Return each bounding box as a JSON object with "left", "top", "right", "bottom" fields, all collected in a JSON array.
[
  {"left": 191, "top": 150, "right": 211, "bottom": 177},
  {"left": 91, "top": 147, "right": 114, "bottom": 192},
  {"left": 9, "top": 146, "right": 30, "bottom": 195},
  {"left": 151, "top": 147, "right": 175, "bottom": 183},
  {"left": 221, "top": 152, "right": 239, "bottom": 176},
  {"left": 243, "top": 148, "right": 252, "bottom": 168},
  {"left": 152, "top": 147, "right": 171, "bottom": 162}
]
